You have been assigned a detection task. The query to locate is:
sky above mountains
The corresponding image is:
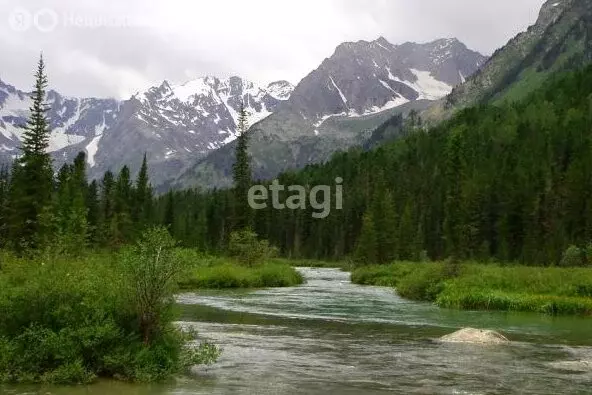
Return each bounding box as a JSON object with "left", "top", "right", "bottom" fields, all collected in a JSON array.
[{"left": 0, "top": 0, "right": 546, "bottom": 99}]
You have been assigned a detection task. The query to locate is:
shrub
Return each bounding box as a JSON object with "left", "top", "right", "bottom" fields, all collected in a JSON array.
[
  {"left": 560, "top": 245, "right": 586, "bottom": 267},
  {"left": 121, "top": 226, "right": 182, "bottom": 345},
  {"left": 396, "top": 264, "right": 447, "bottom": 301},
  {"left": 228, "top": 228, "right": 278, "bottom": 266},
  {"left": 0, "top": 228, "right": 220, "bottom": 384}
]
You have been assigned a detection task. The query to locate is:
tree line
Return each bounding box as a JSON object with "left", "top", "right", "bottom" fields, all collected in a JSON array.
[
  {"left": 157, "top": 65, "right": 592, "bottom": 266},
  {"left": 5, "top": 57, "right": 592, "bottom": 267}
]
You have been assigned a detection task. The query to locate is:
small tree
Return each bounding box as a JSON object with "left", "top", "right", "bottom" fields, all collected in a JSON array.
[
  {"left": 122, "top": 226, "right": 182, "bottom": 345},
  {"left": 228, "top": 228, "right": 278, "bottom": 266}
]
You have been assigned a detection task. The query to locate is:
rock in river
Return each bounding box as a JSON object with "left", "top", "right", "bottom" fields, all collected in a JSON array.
[{"left": 439, "top": 328, "right": 509, "bottom": 344}]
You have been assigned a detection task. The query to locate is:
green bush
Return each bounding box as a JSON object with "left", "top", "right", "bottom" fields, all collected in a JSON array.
[
  {"left": 0, "top": 227, "right": 220, "bottom": 384},
  {"left": 228, "top": 229, "right": 278, "bottom": 266},
  {"left": 560, "top": 245, "right": 586, "bottom": 267}
]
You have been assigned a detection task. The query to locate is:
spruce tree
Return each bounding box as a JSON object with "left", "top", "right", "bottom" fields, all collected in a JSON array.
[
  {"left": 164, "top": 190, "right": 175, "bottom": 231},
  {"left": 114, "top": 166, "right": 133, "bottom": 243},
  {"left": 354, "top": 212, "right": 379, "bottom": 265},
  {"left": 7, "top": 55, "right": 54, "bottom": 250},
  {"left": 0, "top": 165, "right": 10, "bottom": 246},
  {"left": 232, "top": 102, "right": 252, "bottom": 230},
  {"left": 99, "top": 171, "right": 116, "bottom": 245},
  {"left": 86, "top": 180, "right": 100, "bottom": 244},
  {"left": 133, "top": 153, "right": 152, "bottom": 232}
]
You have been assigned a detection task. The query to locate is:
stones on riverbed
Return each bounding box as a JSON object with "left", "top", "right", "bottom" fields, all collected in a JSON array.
[{"left": 439, "top": 327, "right": 509, "bottom": 344}]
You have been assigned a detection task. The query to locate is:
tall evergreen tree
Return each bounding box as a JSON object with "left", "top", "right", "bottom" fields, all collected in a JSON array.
[
  {"left": 99, "top": 171, "right": 116, "bottom": 245},
  {"left": 133, "top": 153, "right": 152, "bottom": 232},
  {"left": 7, "top": 55, "right": 54, "bottom": 250},
  {"left": 354, "top": 212, "right": 379, "bottom": 265},
  {"left": 114, "top": 166, "right": 133, "bottom": 243},
  {"left": 232, "top": 102, "right": 252, "bottom": 230},
  {"left": 164, "top": 190, "right": 175, "bottom": 231},
  {"left": 86, "top": 179, "right": 100, "bottom": 244},
  {"left": 0, "top": 165, "right": 10, "bottom": 247}
]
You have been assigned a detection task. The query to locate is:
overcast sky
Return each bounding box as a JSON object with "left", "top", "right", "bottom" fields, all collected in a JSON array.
[{"left": 0, "top": 0, "right": 546, "bottom": 99}]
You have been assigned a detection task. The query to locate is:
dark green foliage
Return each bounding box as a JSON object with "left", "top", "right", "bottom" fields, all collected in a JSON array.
[
  {"left": 154, "top": 65, "right": 592, "bottom": 266},
  {"left": 133, "top": 153, "right": 153, "bottom": 234},
  {"left": 354, "top": 212, "right": 379, "bottom": 265},
  {"left": 227, "top": 228, "right": 278, "bottom": 266},
  {"left": 7, "top": 55, "right": 54, "bottom": 251},
  {"left": 232, "top": 102, "right": 253, "bottom": 230},
  {"left": 0, "top": 248, "right": 219, "bottom": 384}
]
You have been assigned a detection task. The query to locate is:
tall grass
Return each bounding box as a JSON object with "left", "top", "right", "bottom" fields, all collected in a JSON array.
[
  {"left": 178, "top": 262, "right": 303, "bottom": 289},
  {"left": 351, "top": 262, "right": 592, "bottom": 316},
  {"left": 0, "top": 247, "right": 219, "bottom": 385}
]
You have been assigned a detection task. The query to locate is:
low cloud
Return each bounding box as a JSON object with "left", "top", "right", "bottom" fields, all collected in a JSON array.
[{"left": 0, "top": 0, "right": 545, "bottom": 99}]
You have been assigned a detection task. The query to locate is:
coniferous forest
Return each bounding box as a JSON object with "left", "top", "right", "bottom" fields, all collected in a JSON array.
[
  {"left": 148, "top": 66, "right": 592, "bottom": 267},
  {"left": 4, "top": 64, "right": 592, "bottom": 268}
]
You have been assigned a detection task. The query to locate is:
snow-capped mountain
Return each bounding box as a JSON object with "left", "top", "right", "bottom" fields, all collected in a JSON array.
[
  {"left": 1, "top": 36, "right": 484, "bottom": 189},
  {"left": 0, "top": 79, "right": 121, "bottom": 166},
  {"left": 133, "top": 76, "right": 293, "bottom": 154},
  {"left": 289, "top": 37, "right": 486, "bottom": 128},
  {"left": 0, "top": 76, "right": 294, "bottom": 185},
  {"left": 176, "top": 37, "right": 487, "bottom": 189}
]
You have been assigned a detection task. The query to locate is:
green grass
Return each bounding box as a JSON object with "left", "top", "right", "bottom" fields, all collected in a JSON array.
[
  {"left": 0, "top": 249, "right": 219, "bottom": 384},
  {"left": 177, "top": 255, "right": 304, "bottom": 290},
  {"left": 351, "top": 262, "right": 592, "bottom": 316}
]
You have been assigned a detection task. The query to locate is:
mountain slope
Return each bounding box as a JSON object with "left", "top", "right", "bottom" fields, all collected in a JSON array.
[
  {"left": 175, "top": 37, "right": 486, "bottom": 189},
  {"left": 424, "top": 0, "right": 592, "bottom": 120},
  {"left": 0, "top": 79, "right": 121, "bottom": 167},
  {"left": 85, "top": 77, "right": 293, "bottom": 185},
  {"left": 0, "top": 76, "right": 294, "bottom": 185}
]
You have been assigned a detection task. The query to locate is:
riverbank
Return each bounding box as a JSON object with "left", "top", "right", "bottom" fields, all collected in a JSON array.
[
  {"left": 351, "top": 262, "right": 592, "bottom": 316},
  {"left": 0, "top": 236, "right": 303, "bottom": 385},
  {"left": 178, "top": 257, "right": 304, "bottom": 289},
  {"left": 0, "top": 229, "right": 221, "bottom": 385}
]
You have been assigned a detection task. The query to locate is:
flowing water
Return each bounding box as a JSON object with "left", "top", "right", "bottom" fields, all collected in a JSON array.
[{"left": 5, "top": 268, "right": 592, "bottom": 394}]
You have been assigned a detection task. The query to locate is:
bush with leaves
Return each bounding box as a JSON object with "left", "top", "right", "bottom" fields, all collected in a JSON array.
[
  {"left": 228, "top": 228, "right": 278, "bottom": 266},
  {"left": 0, "top": 229, "right": 220, "bottom": 384},
  {"left": 559, "top": 245, "right": 586, "bottom": 267}
]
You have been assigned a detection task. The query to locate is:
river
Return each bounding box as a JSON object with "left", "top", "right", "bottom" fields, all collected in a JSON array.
[{"left": 5, "top": 267, "right": 592, "bottom": 394}]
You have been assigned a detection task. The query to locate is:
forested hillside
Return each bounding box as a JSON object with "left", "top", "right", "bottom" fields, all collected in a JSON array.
[{"left": 155, "top": 65, "right": 592, "bottom": 266}]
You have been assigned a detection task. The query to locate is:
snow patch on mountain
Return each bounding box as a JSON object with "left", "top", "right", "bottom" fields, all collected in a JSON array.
[
  {"left": 388, "top": 68, "right": 453, "bottom": 101},
  {"left": 409, "top": 69, "right": 453, "bottom": 100},
  {"left": 86, "top": 135, "right": 101, "bottom": 167},
  {"left": 329, "top": 76, "right": 347, "bottom": 104},
  {"left": 172, "top": 79, "right": 211, "bottom": 102}
]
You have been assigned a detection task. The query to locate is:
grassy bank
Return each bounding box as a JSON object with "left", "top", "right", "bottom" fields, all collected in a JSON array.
[
  {"left": 352, "top": 262, "right": 592, "bottom": 316},
  {"left": 0, "top": 228, "right": 220, "bottom": 385},
  {"left": 178, "top": 258, "right": 304, "bottom": 289}
]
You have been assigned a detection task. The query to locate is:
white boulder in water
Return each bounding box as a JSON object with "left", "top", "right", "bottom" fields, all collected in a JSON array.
[{"left": 439, "top": 328, "right": 509, "bottom": 344}]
